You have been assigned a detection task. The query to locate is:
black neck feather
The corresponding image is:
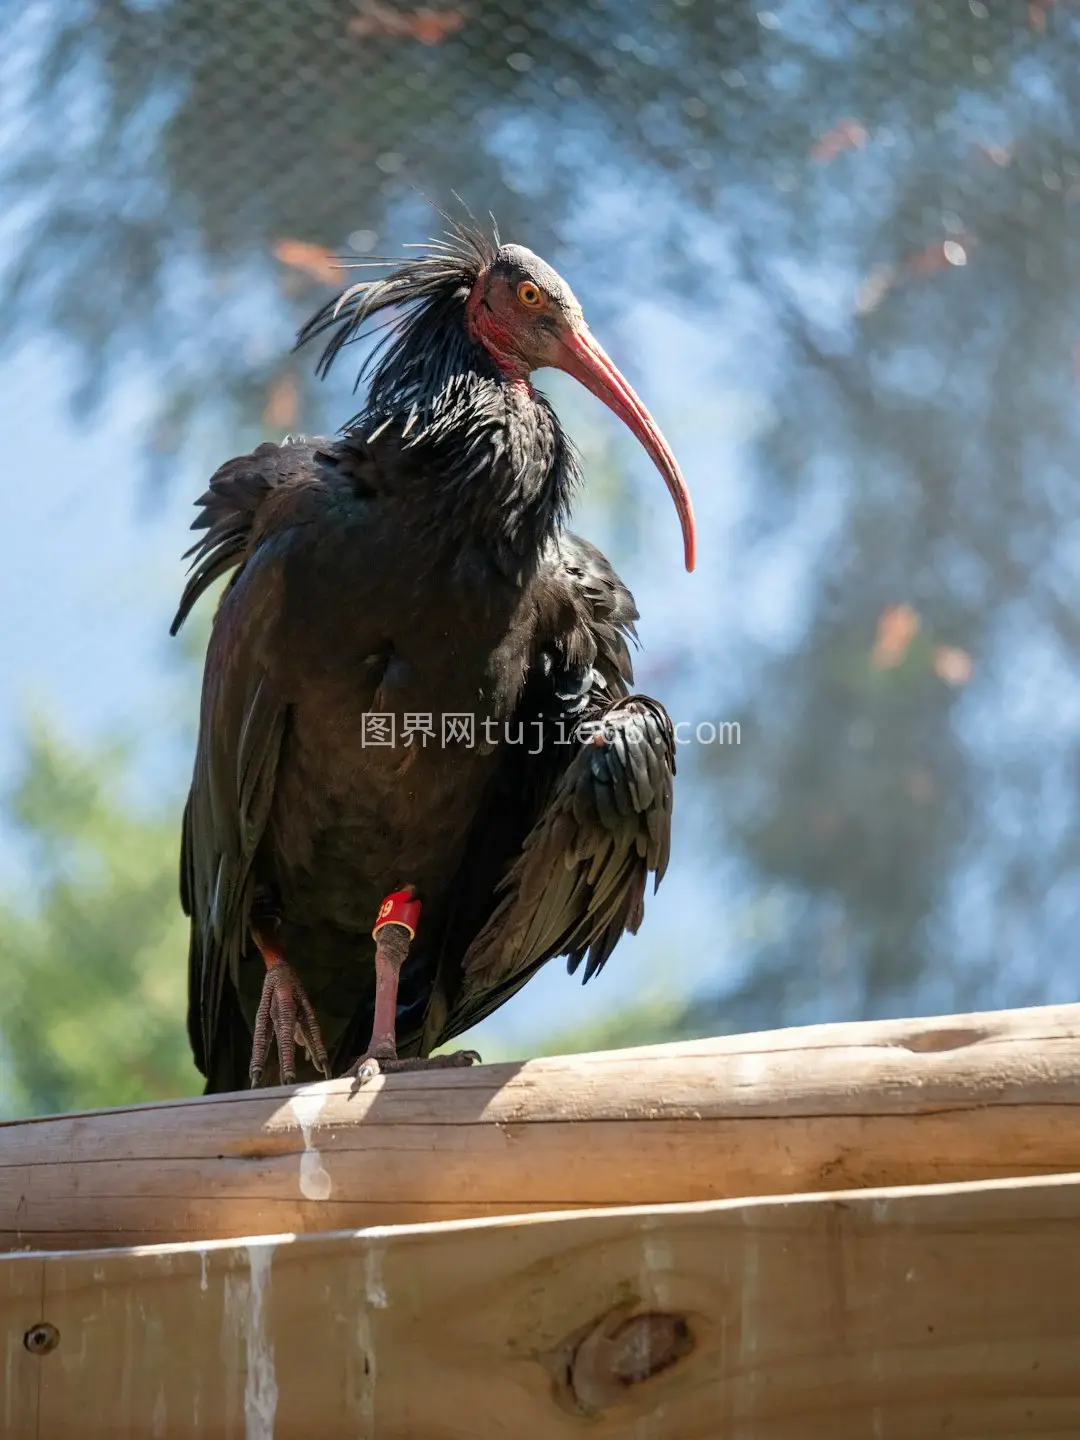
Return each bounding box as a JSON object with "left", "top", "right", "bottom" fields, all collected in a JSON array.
[{"left": 296, "top": 223, "right": 580, "bottom": 574}]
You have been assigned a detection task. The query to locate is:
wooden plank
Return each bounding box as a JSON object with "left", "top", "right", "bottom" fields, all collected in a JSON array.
[
  {"left": 1, "top": 1251, "right": 42, "bottom": 1437},
  {"left": 6, "top": 1002, "right": 1080, "bottom": 1251},
  {"left": 3, "top": 1173, "right": 1080, "bottom": 1438}
]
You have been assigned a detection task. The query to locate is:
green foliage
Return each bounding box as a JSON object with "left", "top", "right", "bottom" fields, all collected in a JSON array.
[
  {"left": 0, "top": 724, "right": 199, "bottom": 1118},
  {"left": 448, "top": 991, "right": 696, "bottom": 1067},
  {"left": 531, "top": 996, "right": 704, "bottom": 1058}
]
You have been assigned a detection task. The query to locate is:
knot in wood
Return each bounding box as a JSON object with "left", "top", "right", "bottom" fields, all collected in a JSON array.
[
  {"left": 608, "top": 1312, "right": 693, "bottom": 1384},
  {"left": 566, "top": 1306, "right": 695, "bottom": 1414},
  {"left": 895, "top": 1024, "right": 991, "bottom": 1053}
]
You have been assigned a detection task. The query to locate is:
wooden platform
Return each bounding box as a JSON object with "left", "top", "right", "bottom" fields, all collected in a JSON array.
[{"left": 4, "top": 1004, "right": 1080, "bottom": 1437}]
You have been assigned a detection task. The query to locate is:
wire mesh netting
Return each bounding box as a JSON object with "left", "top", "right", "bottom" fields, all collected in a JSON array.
[{"left": 1, "top": 0, "right": 1079, "bottom": 1114}]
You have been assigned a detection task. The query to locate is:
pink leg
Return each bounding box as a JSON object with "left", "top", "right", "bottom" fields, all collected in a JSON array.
[
  {"left": 365, "top": 920, "right": 411, "bottom": 1061},
  {"left": 346, "top": 888, "right": 480, "bottom": 1092}
]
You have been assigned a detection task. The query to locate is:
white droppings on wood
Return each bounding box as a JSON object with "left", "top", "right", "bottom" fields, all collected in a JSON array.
[
  {"left": 355, "top": 1290, "right": 377, "bottom": 1432},
  {"left": 354, "top": 1224, "right": 400, "bottom": 1240},
  {"left": 350, "top": 1237, "right": 389, "bottom": 1432},
  {"left": 119, "top": 1290, "right": 135, "bottom": 1420},
  {"left": 738, "top": 1213, "right": 760, "bottom": 1361},
  {"left": 152, "top": 1385, "right": 167, "bottom": 1438},
  {"left": 244, "top": 1244, "right": 279, "bottom": 1440},
  {"left": 365, "top": 1242, "right": 389, "bottom": 1309},
  {"left": 222, "top": 1270, "right": 245, "bottom": 1422},
  {"left": 641, "top": 1223, "right": 673, "bottom": 1307},
  {"left": 299, "top": 1150, "right": 332, "bottom": 1201},
  {"left": 290, "top": 1086, "right": 333, "bottom": 1201},
  {"left": 734, "top": 1210, "right": 761, "bottom": 1425},
  {"left": 58, "top": 1319, "right": 89, "bottom": 1373},
  {"left": 221, "top": 1245, "right": 279, "bottom": 1439},
  {"left": 4, "top": 1328, "right": 18, "bottom": 1430}
]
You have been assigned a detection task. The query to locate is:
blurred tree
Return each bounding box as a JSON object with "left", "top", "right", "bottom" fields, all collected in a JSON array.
[
  {"left": 526, "top": 996, "right": 698, "bottom": 1058},
  {"left": 0, "top": 723, "right": 198, "bottom": 1116},
  {"left": 2, "top": 0, "right": 1080, "bottom": 1079},
  {"left": 0, "top": 1, "right": 1052, "bottom": 453},
  {"left": 693, "top": 110, "right": 1080, "bottom": 1030}
]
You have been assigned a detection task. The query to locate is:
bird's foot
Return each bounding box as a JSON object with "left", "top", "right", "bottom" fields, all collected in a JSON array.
[
  {"left": 346, "top": 1047, "right": 482, "bottom": 1095},
  {"left": 249, "top": 960, "right": 331, "bottom": 1087}
]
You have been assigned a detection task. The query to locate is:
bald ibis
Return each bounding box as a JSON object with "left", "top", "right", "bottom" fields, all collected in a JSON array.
[{"left": 173, "top": 222, "right": 695, "bottom": 1092}]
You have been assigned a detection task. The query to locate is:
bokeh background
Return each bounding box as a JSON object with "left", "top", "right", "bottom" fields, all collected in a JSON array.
[{"left": 2, "top": 0, "right": 1079, "bottom": 1117}]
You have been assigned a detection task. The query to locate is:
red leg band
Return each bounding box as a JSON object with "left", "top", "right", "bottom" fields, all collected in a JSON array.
[{"left": 373, "top": 888, "right": 422, "bottom": 940}]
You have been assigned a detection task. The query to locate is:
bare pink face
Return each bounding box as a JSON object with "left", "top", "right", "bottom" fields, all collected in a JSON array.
[{"left": 467, "top": 245, "right": 696, "bottom": 573}]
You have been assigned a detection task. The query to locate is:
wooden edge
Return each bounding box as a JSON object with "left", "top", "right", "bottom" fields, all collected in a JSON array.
[
  {"left": 5, "top": 1171, "right": 1080, "bottom": 1439},
  {"left": 5, "top": 1166, "right": 1080, "bottom": 1264},
  {"left": 6, "top": 999, "right": 1080, "bottom": 1127},
  {"left": 7, "top": 1000, "right": 1080, "bottom": 1250}
]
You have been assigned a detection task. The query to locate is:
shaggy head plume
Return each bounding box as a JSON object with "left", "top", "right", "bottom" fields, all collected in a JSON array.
[{"left": 295, "top": 219, "right": 500, "bottom": 440}]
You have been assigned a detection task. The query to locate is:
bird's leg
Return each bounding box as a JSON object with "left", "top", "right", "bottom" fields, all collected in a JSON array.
[
  {"left": 347, "top": 888, "right": 480, "bottom": 1093},
  {"left": 360, "top": 919, "right": 413, "bottom": 1065},
  {"left": 249, "top": 921, "right": 331, "bottom": 1088}
]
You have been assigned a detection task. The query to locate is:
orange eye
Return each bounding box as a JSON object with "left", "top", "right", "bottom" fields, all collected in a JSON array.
[{"left": 517, "top": 281, "right": 544, "bottom": 307}]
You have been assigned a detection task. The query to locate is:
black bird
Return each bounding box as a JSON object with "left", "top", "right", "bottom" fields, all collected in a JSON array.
[{"left": 173, "top": 221, "right": 696, "bottom": 1093}]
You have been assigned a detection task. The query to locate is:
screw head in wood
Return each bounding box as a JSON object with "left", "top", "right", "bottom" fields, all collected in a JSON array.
[{"left": 23, "top": 1322, "right": 59, "bottom": 1355}]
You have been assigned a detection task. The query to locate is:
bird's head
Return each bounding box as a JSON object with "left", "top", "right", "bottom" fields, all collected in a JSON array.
[
  {"left": 464, "top": 243, "right": 587, "bottom": 380},
  {"left": 298, "top": 224, "right": 696, "bottom": 572},
  {"left": 465, "top": 245, "right": 695, "bottom": 572}
]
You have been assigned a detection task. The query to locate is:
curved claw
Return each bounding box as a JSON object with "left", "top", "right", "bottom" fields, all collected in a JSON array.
[
  {"left": 347, "top": 1055, "right": 383, "bottom": 1094},
  {"left": 346, "top": 1048, "right": 482, "bottom": 1097}
]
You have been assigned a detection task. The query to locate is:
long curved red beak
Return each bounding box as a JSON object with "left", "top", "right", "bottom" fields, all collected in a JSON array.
[{"left": 554, "top": 326, "right": 696, "bottom": 572}]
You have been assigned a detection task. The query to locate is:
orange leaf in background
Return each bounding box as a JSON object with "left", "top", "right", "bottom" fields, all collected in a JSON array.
[
  {"left": 905, "top": 242, "right": 949, "bottom": 279},
  {"left": 409, "top": 8, "right": 466, "bottom": 42},
  {"left": 903, "top": 768, "right": 936, "bottom": 805},
  {"left": 1028, "top": 0, "right": 1053, "bottom": 32},
  {"left": 856, "top": 234, "right": 974, "bottom": 316},
  {"left": 905, "top": 234, "right": 973, "bottom": 278},
  {"left": 264, "top": 374, "right": 299, "bottom": 429},
  {"left": 872, "top": 604, "right": 920, "bottom": 669},
  {"left": 349, "top": 1, "right": 467, "bottom": 44},
  {"left": 975, "top": 141, "right": 1014, "bottom": 167},
  {"left": 273, "top": 238, "right": 340, "bottom": 286},
  {"left": 933, "top": 646, "right": 973, "bottom": 688},
  {"left": 811, "top": 118, "right": 868, "bottom": 164}
]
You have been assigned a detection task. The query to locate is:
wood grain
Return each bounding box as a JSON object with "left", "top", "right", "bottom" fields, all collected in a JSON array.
[
  {"left": 5, "top": 1002, "right": 1080, "bottom": 1250},
  {"left": 4, "top": 1173, "right": 1080, "bottom": 1438},
  {"left": 1, "top": 1251, "right": 42, "bottom": 1435}
]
